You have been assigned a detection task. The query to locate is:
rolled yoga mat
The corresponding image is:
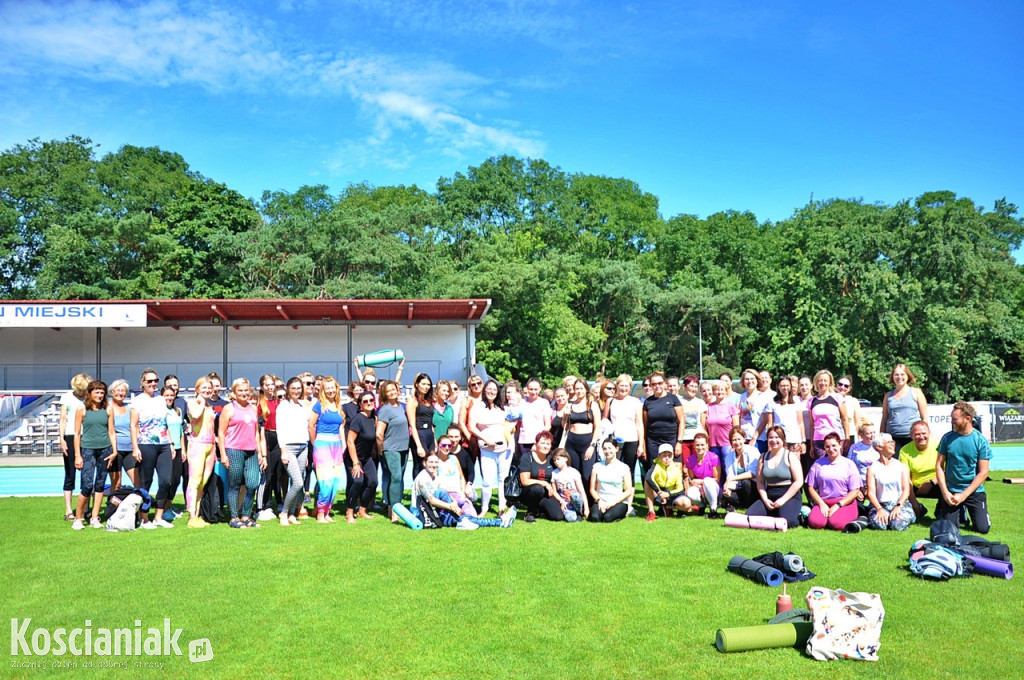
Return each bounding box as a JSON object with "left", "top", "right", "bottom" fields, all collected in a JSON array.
[
  {"left": 356, "top": 349, "right": 405, "bottom": 368},
  {"left": 715, "top": 622, "right": 813, "bottom": 653},
  {"left": 728, "top": 556, "right": 785, "bottom": 587},
  {"left": 393, "top": 503, "right": 423, "bottom": 530},
  {"left": 965, "top": 554, "right": 1014, "bottom": 579},
  {"left": 724, "top": 511, "right": 787, "bottom": 532}
]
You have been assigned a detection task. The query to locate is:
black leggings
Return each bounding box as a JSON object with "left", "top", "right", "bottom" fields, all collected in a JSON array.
[
  {"left": 62, "top": 435, "right": 77, "bottom": 491},
  {"left": 722, "top": 478, "right": 757, "bottom": 509},
  {"left": 589, "top": 501, "right": 629, "bottom": 523},
  {"left": 139, "top": 444, "right": 173, "bottom": 504},
  {"left": 566, "top": 431, "right": 596, "bottom": 488},
  {"left": 259, "top": 430, "right": 285, "bottom": 510},
  {"left": 455, "top": 447, "right": 475, "bottom": 484},
  {"left": 746, "top": 484, "right": 802, "bottom": 529},
  {"left": 344, "top": 456, "right": 379, "bottom": 510},
  {"left": 169, "top": 447, "right": 185, "bottom": 505},
  {"left": 519, "top": 484, "right": 565, "bottom": 521}
]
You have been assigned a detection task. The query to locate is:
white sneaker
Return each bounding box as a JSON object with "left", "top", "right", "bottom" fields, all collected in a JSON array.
[
  {"left": 456, "top": 517, "right": 479, "bottom": 531},
  {"left": 140, "top": 521, "right": 158, "bottom": 530},
  {"left": 257, "top": 508, "right": 277, "bottom": 521},
  {"left": 500, "top": 506, "right": 518, "bottom": 528},
  {"left": 72, "top": 519, "right": 84, "bottom": 531},
  {"left": 154, "top": 518, "right": 175, "bottom": 529},
  {"left": 90, "top": 517, "right": 103, "bottom": 529}
]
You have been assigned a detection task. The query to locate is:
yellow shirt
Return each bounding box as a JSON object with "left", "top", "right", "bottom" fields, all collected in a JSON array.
[
  {"left": 650, "top": 460, "right": 685, "bottom": 494},
  {"left": 900, "top": 440, "right": 937, "bottom": 487}
]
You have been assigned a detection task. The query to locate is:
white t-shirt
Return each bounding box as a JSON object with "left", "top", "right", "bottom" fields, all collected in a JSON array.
[{"left": 608, "top": 397, "right": 642, "bottom": 442}]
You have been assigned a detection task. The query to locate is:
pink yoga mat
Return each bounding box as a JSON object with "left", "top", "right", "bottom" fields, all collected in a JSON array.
[{"left": 724, "top": 512, "right": 787, "bottom": 532}]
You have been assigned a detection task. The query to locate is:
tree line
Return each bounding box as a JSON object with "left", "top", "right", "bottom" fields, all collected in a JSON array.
[{"left": 2, "top": 136, "right": 1023, "bottom": 402}]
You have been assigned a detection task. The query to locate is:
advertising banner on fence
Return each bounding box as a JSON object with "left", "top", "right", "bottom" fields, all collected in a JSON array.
[
  {"left": 993, "top": 404, "right": 1024, "bottom": 442},
  {"left": 0, "top": 304, "right": 147, "bottom": 328}
]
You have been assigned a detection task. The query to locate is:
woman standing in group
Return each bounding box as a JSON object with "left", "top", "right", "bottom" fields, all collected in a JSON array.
[
  {"left": 768, "top": 377, "right": 805, "bottom": 456},
  {"left": 738, "top": 369, "right": 772, "bottom": 453},
  {"left": 805, "top": 432, "right": 861, "bottom": 530},
  {"left": 59, "top": 373, "right": 90, "bottom": 521},
  {"left": 376, "top": 380, "right": 410, "bottom": 523},
  {"left": 597, "top": 379, "right": 617, "bottom": 417},
  {"left": 276, "top": 377, "right": 311, "bottom": 526},
  {"left": 219, "top": 378, "right": 267, "bottom": 529},
  {"left": 469, "top": 379, "right": 512, "bottom": 516},
  {"left": 185, "top": 376, "right": 217, "bottom": 528},
  {"left": 606, "top": 374, "right": 645, "bottom": 477},
  {"left": 643, "top": 372, "right": 685, "bottom": 479},
  {"left": 678, "top": 375, "right": 707, "bottom": 459},
  {"left": 256, "top": 374, "right": 283, "bottom": 520},
  {"left": 588, "top": 438, "right": 634, "bottom": 523},
  {"left": 805, "top": 370, "right": 849, "bottom": 477},
  {"left": 705, "top": 381, "right": 740, "bottom": 461},
  {"left": 562, "top": 379, "right": 602, "bottom": 489},
  {"left": 161, "top": 385, "right": 186, "bottom": 522},
  {"left": 518, "top": 431, "right": 564, "bottom": 522},
  {"left": 345, "top": 390, "right": 379, "bottom": 524},
  {"left": 107, "top": 379, "right": 137, "bottom": 493},
  {"left": 880, "top": 363, "right": 929, "bottom": 453},
  {"left": 458, "top": 375, "right": 484, "bottom": 482},
  {"left": 72, "top": 380, "right": 114, "bottom": 530},
  {"left": 747, "top": 425, "right": 804, "bottom": 529},
  {"left": 307, "top": 377, "right": 345, "bottom": 524},
  {"left": 131, "top": 368, "right": 173, "bottom": 528},
  {"left": 407, "top": 373, "right": 435, "bottom": 477},
  {"left": 342, "top": 381, "right": 365, "bottom": 432},
  {"left": 550, "top": 386, "right": 570, "bottom": 451},
  {"left": 432, "top": 380, "right": 455, "bottom": 445},
  {"left": 835, "top": 375, "right": 862, "bottom": 453}
]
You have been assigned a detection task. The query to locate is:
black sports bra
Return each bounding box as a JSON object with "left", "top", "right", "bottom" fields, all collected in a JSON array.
[{"left": 568, "top": 407, "right": 593, "bottom": 425}]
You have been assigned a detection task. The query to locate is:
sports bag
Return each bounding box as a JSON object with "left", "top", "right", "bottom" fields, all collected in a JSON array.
[
  {"left": 908, "top": 540, "right": 972, "bottom": 580},
  {"left": 503, "top": 464, "right": 522, "bottom": 502},
  {"left": 805, "top": 587, "right": 884, "bottom": 661}
]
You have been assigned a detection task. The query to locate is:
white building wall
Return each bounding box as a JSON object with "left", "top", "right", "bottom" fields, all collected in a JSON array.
[{"left": 0, "top": 324, "right": 476, "bottom": 389}]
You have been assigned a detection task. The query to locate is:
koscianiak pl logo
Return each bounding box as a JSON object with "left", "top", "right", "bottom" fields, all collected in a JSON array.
[{"left": 10, "top": 618, "right": 213, "bottom": 669}]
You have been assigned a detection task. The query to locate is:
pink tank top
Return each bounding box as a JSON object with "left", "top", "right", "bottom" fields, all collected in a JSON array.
[{"left": 224, "top": 402, "right": 259, "bottom": 450}]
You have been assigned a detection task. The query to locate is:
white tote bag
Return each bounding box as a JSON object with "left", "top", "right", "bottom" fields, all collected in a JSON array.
[{"left": 805, "top": 587, "right": 884, "bottom": 661}]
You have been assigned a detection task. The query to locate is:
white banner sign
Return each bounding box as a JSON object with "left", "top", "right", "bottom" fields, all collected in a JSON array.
[{"left": 0, "top": 304, "right": 148, "bottom": 328}]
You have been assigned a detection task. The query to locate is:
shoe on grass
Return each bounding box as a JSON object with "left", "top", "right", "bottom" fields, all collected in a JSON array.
[
  {"left": 140, "top": 521, "right": 157, "bottom": 530},
  {"left": 89, "top": 517, "right": 103, "bottom": 529},
  {"left": 456, "top": 517, "right": 479, "bottom": 530},
  {"left": 524, "top": 513, "right": 536, "bottom": 523},
  {"left": 257, "top": 508, "right": 277, "bottom": 521},
  {"left": 154, "top": 518, "right": 175, "bottom": 528},
  {"left": 646, "top": 511, "right": 656, "bottom": 522},
  {"left": 500, "top": 506, "right": 517, "bottom": 528},
  {"left": 72, "top": 518, "right": 84, "bottom": 531}
]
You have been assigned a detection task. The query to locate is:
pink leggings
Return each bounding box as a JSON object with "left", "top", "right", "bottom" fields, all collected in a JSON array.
[{"left": 808, "top": 496, "right": 857, "bottom": 530}]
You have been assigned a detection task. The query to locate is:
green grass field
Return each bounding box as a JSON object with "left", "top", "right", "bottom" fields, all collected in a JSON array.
[{"left": 3, "top": 475, "right": 1024, "bottom": 679}]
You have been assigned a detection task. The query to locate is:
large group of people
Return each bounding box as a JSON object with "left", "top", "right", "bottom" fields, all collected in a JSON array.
[{"left": 54, "top": 360, "right": 992, "bottom": 534}]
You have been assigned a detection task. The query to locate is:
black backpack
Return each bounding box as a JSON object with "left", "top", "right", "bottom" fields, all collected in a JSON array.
[{"left": 200, "top": 475, "right": 225, "bottom": 524}]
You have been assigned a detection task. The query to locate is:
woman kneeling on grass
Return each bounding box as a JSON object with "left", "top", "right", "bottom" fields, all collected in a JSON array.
[
  {"left": 219, "top": 378, "right": 267, "bottom": 529},
  {"left": 413, "top": 453, "right": 515, "bottom": 529},
  {"left": 747, "top": 425, "right": 804, "bottom": 529},
  {"left": 589, "top": 438, "right": 635, "bottom": 523},
  {"left": 805, "top": 432, "right": 860, "bottom": 530},
  {"left": 866, "top": 432, "right": 916, "bottom": 531},
  {"left": 518, "top": 431, "right": 565, "bottom": 522},
  {"left": 684, "top": 433, "right": 724, "bottom": 519}
]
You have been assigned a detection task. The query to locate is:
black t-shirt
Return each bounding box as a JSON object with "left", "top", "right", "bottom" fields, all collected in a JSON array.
[
  {"left": 520, "top": 452, "right": 554, "bottom": 482},
  {"left": 350, "top": 412, "right": 377, "bottom": 461},
  {"left": 644, "top": 395, "right": 681, "bottom": 441}
]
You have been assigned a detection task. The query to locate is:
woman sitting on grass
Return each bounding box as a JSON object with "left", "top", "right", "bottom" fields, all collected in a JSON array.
[
  {"left": 747, "top": 425, "right": 804, "bottom": 529},
  {"left": 413, "top": 453, "right": 515, "bottom": 529},
  {"left": 805, "top": 432, "right": 860, "bottom": 530},
  {"left": 866, "top": 432, "right": 916, "bottom": 531},
  {"left": 588, "top": 438, "right": 634, "bottom": 523},
  {"left": 721, "top": 426, "right": 760, "bottom": 511}
]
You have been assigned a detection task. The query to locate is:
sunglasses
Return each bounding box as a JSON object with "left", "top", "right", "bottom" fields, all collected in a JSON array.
[
  {"left": 144, "top": 379, "right": 159, "bottom": 384},
  {"left": 469, "top": 381, "right": 482, "bottom": 387},
  {"left": 837, "top": 383, "right": 850, "bottom": 389},
  {"left": 360, "top": 398, "right": 375, "bottom": 404},
  {"left": 304, "top": 381, "right": 314, "bottom": 386},
  {"left": 642, "top": 383, "right": 650, "bottom": 388},
  {"left": 438, "top": 444, "right": 452, "bottom": 449},
  {"left": 364, "top": 380, "right": 377, "bottom": 386}
]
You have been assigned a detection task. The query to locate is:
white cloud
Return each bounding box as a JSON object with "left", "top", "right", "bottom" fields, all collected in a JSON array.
[{"left": 0, "top": 0, "right": 545, "bottom": 171}]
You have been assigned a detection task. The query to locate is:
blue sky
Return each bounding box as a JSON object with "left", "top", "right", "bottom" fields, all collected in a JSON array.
[{"left": 1, "top": 0, "right": 1022, "bottom": 225}]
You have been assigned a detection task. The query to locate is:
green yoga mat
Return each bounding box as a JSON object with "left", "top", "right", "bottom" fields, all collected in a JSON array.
[{"left": 715, "top": 622, "right": 813, "bottom": 653}]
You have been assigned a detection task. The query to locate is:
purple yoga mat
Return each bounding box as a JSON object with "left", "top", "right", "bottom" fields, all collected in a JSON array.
[{"left": 966, "top": 554, "right": 1014, "bottom": 579}]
